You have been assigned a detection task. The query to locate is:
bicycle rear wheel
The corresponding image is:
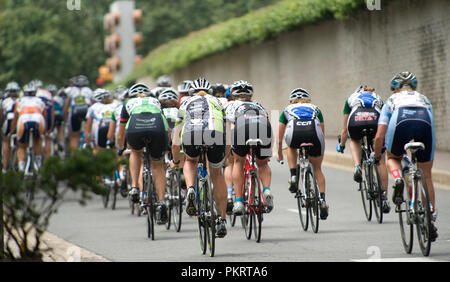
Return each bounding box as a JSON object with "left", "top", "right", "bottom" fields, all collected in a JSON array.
[
  {"left": 398, "top": 175, "right": 413, "bottom": 254},
  {"left": 370, "top": 164, "right": 383, "bottom": 224},
  {"left": 205, "top": 177, "right": 216, "bottom": 257},
  {"left": 307, "top": 170, "right": 320, "bottom": 233},
  {"left": 297, "top": 165, "right": 308, "bottom": 231},
  {"left": 145, "top": 172, "right": 155, "bottom": 240},
  {"left": 197, "top": 182, "right": 207, "bottom": 255},
  {"left": 415, "top": 168, "right": 432, "bottom": 256},
  {"left": 252, "top": 172, "right": 262, "bottom": 243},
  {"left": 242, "top": 176, "right": 252, "bottom": 240},
  {"left": 171, "top": 170, "right": 183, "bottom": 232},
  {"left": 360, "top": 162, "right": 372, "bottom": 221}
]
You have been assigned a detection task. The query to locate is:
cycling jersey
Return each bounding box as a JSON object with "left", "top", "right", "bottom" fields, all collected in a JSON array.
[
  {"left": 226, "top": 100, "right": 272, "bottom": 159},
  {"left": 53, "top": 95, "right": 66, "bottom": 127},
  {"left": 2, "top": 97, "right": 18, "bottom": 135},
  {"left": 379, "top": 90, "right": 435, "bottom": 161},
  {"left": 163, "top": 107, "right": 179, "bottom": 129},
  {"left": 111, "top": 103, "right": 124, "bottom": 148},
  {"left": 36, "top": 89, "right": 55, "bottom": 133},
  {"left": 87, "top": 101, "right": 118, "bottom": 148},
  {"left": 281, "top": 102, "right": 325, "bottom": 157},
  {"left": 67, "top": 86, "right": 93, "bottom": 132},
  {"left": 343, "top": 90, "right": 383, "bottom": 140},
  {"left": 120, "top": 97, "right": 168, "bottom": 159},
  {"left": 177, "top": 95, "right": 226, "bottom": 167},
  {"left": 14, "top": 96, "right": 46, "bottom": 143}
]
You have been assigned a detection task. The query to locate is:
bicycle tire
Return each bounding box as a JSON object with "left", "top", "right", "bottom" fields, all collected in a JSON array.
[
  {"left": 360, "top": 162, "right": 373, "bottom": 221},
  {"left": 102, "top": 182, "right": 110, "bottom": 209},
  {"left": 242, "top": 175, "right": 252, "bottom": 240},
  {"left": 307, "top": 169, "right": 320, "bottom": 233},
  {"left": 398, "top": 174, "right": 413, "bottom": 254},
  {"left": 144, "top": 162, "right": 155, "bottom": 240},
  {"left": 166, "top": 174, "right": 173, "bottom": 231},
  {"left": 111, "top": 179, "right": 118, "bottom": 210},
  {"left": 205, "top": 176, "right": 216, "bottom": 257},
  {"left": 172, "top": 169, "right": 183, "bottom": 232},
  {"left": 297, "top": 165, "right": 309, "bottom": 231},
  {"left": 252, "top": 172, "right": 262, "bottom": 243},
  {"left": 197, "top": 178, "right": 207, "bottom": 254},
  {"left": 415, "top": 168, "right": 432, "bottom": 256},
  {"left": 370, "top": 164, "right": 383, "bottom": 224}
]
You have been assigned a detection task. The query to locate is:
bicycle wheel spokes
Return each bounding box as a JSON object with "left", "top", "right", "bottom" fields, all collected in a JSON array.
[
  {"left": 360, "top": 163, "right": 372, "bottom": 221},
  {"left": 297, "top": 167, "right": 308, "bottom": 231},
  {"left": 398, "top": 175, "right": 413, "bottom": 254},
  {"left": 172, "top": 170, "right": 183, "bottom": 232},
  {"left": 415, "top": 169, "right": 432, "bottom": 256},
  {"left": 205, "top": 178, "right": 216, "bottom": 257}
]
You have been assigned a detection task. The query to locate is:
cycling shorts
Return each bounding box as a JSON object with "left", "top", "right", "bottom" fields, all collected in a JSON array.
[
  {"left": 385, "top": 107, "right": 435, "bottom": 162},
  {"left": 126, "top": 113, "right": 168, "bottom": 160},
  {"left": 44, "top": 105, "right": 55, "bottom": 133},
  {"left": 285, "top": 118, "right": 325, "bottom": 157},
  {"left": 347, "top": 107, "right": 380, "bottom": 140},
  {"left": 17, "top": 114, "right": 45, "bottom": 144},
  {"left": 93, "top": 123, "right": 110, "bottom": 149},
  {"left": 69, "top": 105, "right": 89, "bottom": 132},
  {"left": 232, "top": 117, "right": 272, "bottom": 160},
  {"left": 182, "top": 129, "right": 226, "bottom": 168}
]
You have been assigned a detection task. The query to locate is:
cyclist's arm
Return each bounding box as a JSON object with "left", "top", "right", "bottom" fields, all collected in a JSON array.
[
  {"left": 117, "top": 105, "right": 129, "bottom": 150},
  {"left": 10, "top": 103, "right": 19, "bottom": 135},
  {"left": 373, "top": 124, "right": 387, "bottom": 159},
  {"left": 171, "top": 123, "right": 183, "bottom": 167},
  {"left": 107, "top": 120, "right": 116, "bottom": 143},
  {"left": 277, "top": 112, "right": 288, "bottom": 161},
  {"left": 84, "top": 117, "right": 93, "bottom": 144}
]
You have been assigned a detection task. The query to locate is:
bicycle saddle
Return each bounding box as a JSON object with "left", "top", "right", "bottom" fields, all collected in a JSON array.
[{"left": 404, "top": 142, "right": 425, "bottom": 153}]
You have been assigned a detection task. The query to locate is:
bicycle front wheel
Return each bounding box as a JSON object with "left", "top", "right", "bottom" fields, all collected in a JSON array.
[
  {"left": 369, "top": 164, "right": 383, "bottom": 224},
  {"left": 415, "top": 168, "right": 432, "bottom": 256}
]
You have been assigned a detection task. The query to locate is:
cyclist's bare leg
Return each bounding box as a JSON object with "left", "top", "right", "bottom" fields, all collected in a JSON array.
[
  {"left": 379, "top": 152, "right": 389, "bottom": 194},
  {"left": 286, "top": 147, "right": 298, "bottom": 171},
  {"left": 130, "top": 149, "right": 143, "bottom": 189},
  {"left": 17, "top": 142, "right": 27, "bottom": 163},
  {"left": 232, "top": 155, "right": 246, "bottom": 199},
  {"left": 69, "top": 131, "right": 81, "bottom": 150},
  {"left": 209, "top": 166, "right": 227, "bottom": 219},
  {"left": 349, "top": 139, "right": 362, "bottom": 166},
  {"left": 417, "top": 160, "right": 435, "bottom": 210},
  {"left": 182, "top": 156, "right": 199, "bottom": 188},
  {"left": 33, "top": 137, "right": 43, "bottom": 157},
  {"left": 309, "top": 155, "right": 325, "bottom": 193},
  {"left": 45, "top": 136, "right": 52, "bottom": 159},
  {"left": 255, "top": 158, "right": 271, "bottom": 188},
  {"left": 224, "top": 154, "right": 233, "bottom": 189},
  {"left": 150, "top": 159, "right": 166, "bottom": 202}
]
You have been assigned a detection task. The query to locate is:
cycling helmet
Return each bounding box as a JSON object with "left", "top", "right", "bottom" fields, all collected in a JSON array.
[
  {"left": 46, "top": 84, "right": 58, "bottom": 93},
  {"left": 289, "top": 88, "right": 311, "bottom": 102},
  {"left": 76, "top": 75, "right": 89, "bottom": 87},
  {"left": 5, "top": 81, "right": 21, "bottom": 94},
  {"left": 23, "top": 82, "right": 37, "bottom": 96},
  {"left": 159, "top": 88, "right": 179, "bottom": 102},
  {"left": 190, "top": 77, "right": 212, "bottom": 94},
  {"left": 177, "top": 80, "right": 193, "bottom": 94},
  {"left": 31, "top": 79, "right": 43, "bottom": 89},
  {"left": 157, "top": 75, "right": 172, "bottom": 87},
  {"left": 212, "top": 83, "right": 226, "bottom": 97},
  {"left": 390, "top": 71, "right": 418, "bottom": 91},
  {"left": 230, "top": 80, "right": 253, "bottom": 97},
  {"left": 114, "top": 86, "right": 129, "bottom": 101},
  {"left": 129, "top": 83, "right": 151, "bottom": 98},
  {"left": 93, "top": 88, "right": 111, "bottom": 102}
]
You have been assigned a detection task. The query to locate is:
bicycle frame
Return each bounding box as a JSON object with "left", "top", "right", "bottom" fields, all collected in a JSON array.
[{"left": 244, "top": 152, "right": 265, "bottom": 215}]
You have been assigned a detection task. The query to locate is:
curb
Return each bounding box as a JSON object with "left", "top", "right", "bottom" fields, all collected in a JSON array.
[{"left": 323, "top": 151, "right": 450, "bottom": 190}]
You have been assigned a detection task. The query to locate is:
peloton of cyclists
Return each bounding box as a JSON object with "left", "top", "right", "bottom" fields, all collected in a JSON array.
[{"left": 1, "top": 81, "right": 21, "bottom": 172}]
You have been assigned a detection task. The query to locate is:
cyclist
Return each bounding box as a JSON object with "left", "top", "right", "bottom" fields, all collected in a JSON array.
[
  {"left": 177, "top": 80, "right": 193, "bottom": 106},
  {"left": 373, "top": 71, "right": 438, "bottom": 241},
  {"left": 64, "top": 75, "right": 93, "bottom": 150},
  {"left": 10, "top": 82, "right": 46, "bottom": 173},
  {"left": 276, "top": 88, "right": 329, "bottom": 220},
  {"left": 171, "top": 77, "right": 228, "bottom": 238},
  {"left": 226, "top": 80, "right": 274, "bottom": 215},
  {"left": 337, "top": 85, "right": 390, "bottom": 213},
  {"left": 223, "top": 84, "right": 237, "bottom": 214},
  {"left": 1, "top": 81, "right": 21, "bottom": 172},
  {"left": 117, "top": 83, "right": 169, "bottom": 225},
  {"left": 85, "top": 89, "right": 117, "bottom": 152},
  {"left": 151, "top": 74, "right": 172, "bottom": 99},
  {"left": 52, "top": 86, "right": 68, "bottom": 154},
  {"left": 159, "top": 88, "right": 179, "bottom": 131},
  {"left": 36, "top": 81, "right": 55, "bottom": 160}
]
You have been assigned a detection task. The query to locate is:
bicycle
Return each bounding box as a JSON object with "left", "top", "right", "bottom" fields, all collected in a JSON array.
[
  {"left": 8, "top": 134, "right": 18, "bottom": 170},
  {"left": 396, "top": 141, "right": 434, "bottom": 256},
  {"left": 294, "top": 142, "right": 321, "bottom": 233},
  {"left": 240, "top": 139, "right": 265, "bottom": 243},
  {"left": 195, "top": 145, "right": 217, "bottom": 257},
  {"left": 141, "top": 138, "right": 158, "bottom": 240},
  {"left": 359, "top": 129, "right": 384, "bottom": 223},
  {"left": 164, "top": 153, "right": 183, "bottom": 232},
  {"left": 24, "top": 128, "right": 38, "bottom": 179}
]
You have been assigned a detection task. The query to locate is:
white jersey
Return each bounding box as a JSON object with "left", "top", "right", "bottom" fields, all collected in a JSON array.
[
  {"left": 86, "top": 102, "right": 117, "bottom": 130},
  {"left": 36, "top": 89, "right": 53, "bottom": 108},
  {"left": 345, "top": 90, "right": 384, "bottom": 114},
  {"left": 69, "top": 86, "right": 92, "bottom": 108},
  {"left": 2, "top": 97, "right": 18, "bottom": 120},
  {"left": 225, "top": 100, "right": 268, "bottom": 124},
  {"left": 15, "top": 96, "right": 46, "bottom": 126}
]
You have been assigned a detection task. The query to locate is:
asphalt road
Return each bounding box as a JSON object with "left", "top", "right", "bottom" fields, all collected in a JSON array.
[{"left": 47, "top": 159, "right": 450, "bottom": 262}]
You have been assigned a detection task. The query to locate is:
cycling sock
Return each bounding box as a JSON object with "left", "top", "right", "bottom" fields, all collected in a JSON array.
[
  {"left": 235, "top": 197, "right": 243, "bottom": 203},
  {"left": 290, "top": 168, "right": 297, "bottom": 177},
  {"left": 18, "top": 162, "right": 25, "bottom": 171},
  {"left": 263, "top": 187, "right": 271, "bottom": 194},
  {"left": 227, "top": 185, "right": 234, "bottom": 198},
  {"left": 320, "top": 193, "right": 326, "bottom": 201},
  {"left": 391, "top": 169, "right": 401, "bottom": 180}
]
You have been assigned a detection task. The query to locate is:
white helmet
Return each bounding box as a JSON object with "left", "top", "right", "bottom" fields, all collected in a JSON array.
[
  {"left": 129, "top": 83, "right": 151, "bottom": 98},
  {"left": 230, "top": 80, "right": 253, "bottom": 97},
  {"left": 190, "top": 77, "right": 211, "bottom": 94},
  {"left": 93, "top": 88, "right": 111, "bottom": 102},
  {"left": 159, "top": 88, "right": 179, "bottom": 102},
  {"left": 289, "top": 88, "right": 310, "bottom": 102},
  {"left": 177, "top": 80, "right": 193, "bottom": 94}
]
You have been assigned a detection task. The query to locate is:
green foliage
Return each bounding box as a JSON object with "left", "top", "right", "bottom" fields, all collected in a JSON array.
[
  {"left": 0, "top": 149, "right": 118, "bottom": 261},
  {"left": 117, "top": 0, "right": 366, "bottom": 85}
]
